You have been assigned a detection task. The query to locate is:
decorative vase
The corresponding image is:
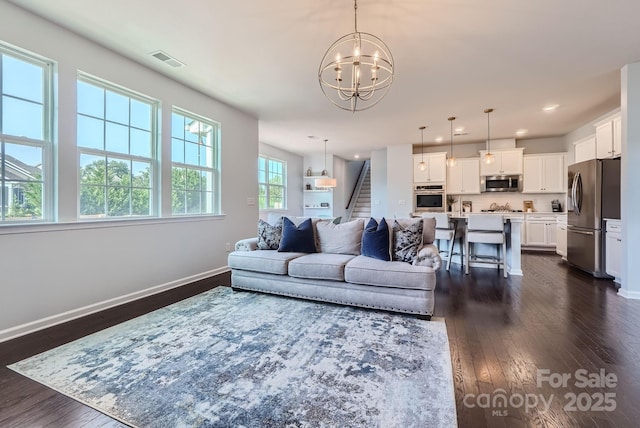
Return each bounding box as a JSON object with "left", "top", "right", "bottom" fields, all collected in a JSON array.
[{"left": 306, "top": 167, "right": 313, "bottom": 176}]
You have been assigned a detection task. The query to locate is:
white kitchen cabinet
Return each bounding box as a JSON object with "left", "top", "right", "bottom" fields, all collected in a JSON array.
[
  {"left": 605, "top": 220, "right": 622, "bottom": 281},
  {"left": 573, "top": 135, "right": 596, "bottom": 164},
  {"left": 556, "top": 215, "right": 567, "bottom": 259},
  {"left": 595, "top": 113, "right": 622, "bottom": 159},
  {"left": 413, "top": 152, "right": 447, "bottom": 183},
  {"left": 522, "top": 153, "right": 566, "bottom": 193},
  {"left": 523, "top": 214, "right": 557, "bottom": 248},
  {"left": 446, "top": 158, "right": 480, "bottom": 194},
  {"left": 478, "top": 148, "right": 524, "bottom": 176}
]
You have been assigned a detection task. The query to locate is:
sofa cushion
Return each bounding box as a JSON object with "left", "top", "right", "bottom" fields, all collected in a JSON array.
[
  {"left": 345, "top": 255, "right": 435, "bottom": 291},
  {"left": 288, "top": 253, "right": 356, "bottom": 281},
  {"left": 316, "top": 218, "right": 364, "bottom": 255},
  {"left": 228, "top": 250, "right": 306, "bottom": 275},
  {"left": 278, "top": 217, "right": 317, "bottom": 253},
  {"left": 257, "top": 218, "right": 283, "bottom": 250},
  {"left": 361, "top": 218, "right": 391, "bottom": 261},
  {"left": 392, "top": 219, "right": 423, "bottom": 263}
]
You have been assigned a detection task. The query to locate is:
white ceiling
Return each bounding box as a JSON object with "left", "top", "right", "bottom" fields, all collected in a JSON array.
[{"left": 9, "top": 0, "right": 640, "bottom": 159}]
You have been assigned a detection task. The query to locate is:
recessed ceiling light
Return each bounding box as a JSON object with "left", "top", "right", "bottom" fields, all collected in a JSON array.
[
  {"left": 516, "top": 129, "right": 528, "bottom": 136},
  {"left": 435, "top": 136, "right": 443, "bottom": 143},
  {"left": 354, "top": 154, "right": 360, "bottom": 159},
  {"left": 454, "top": 127, "right": 465, "bottom": 133},
  {"left": 307, "top": 135, "right": 319, "bottom": 139},
  {"left": 543, "top": 104, "right": 559, "bottom": 112}
]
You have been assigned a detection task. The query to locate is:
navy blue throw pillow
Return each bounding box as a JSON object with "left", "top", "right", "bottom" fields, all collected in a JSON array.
[
  {"left": 278, "top": 217, "right": 317, "bottom": 253},
  {"left": 361, "top": 218, "right": 390, "bottom": 261}
]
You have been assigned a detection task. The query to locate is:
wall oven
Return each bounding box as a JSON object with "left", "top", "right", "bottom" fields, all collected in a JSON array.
[{"left": 414, "top": 184, "right": 445, "bottom": 212}]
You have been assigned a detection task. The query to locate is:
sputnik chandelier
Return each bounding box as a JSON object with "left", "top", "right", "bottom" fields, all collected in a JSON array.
[{"left": 318, "top": 0, "right": 395, "bottom": 112}]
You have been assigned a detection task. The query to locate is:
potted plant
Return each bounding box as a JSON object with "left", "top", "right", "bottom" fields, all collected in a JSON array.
[{"left": 446, "top": 195, "right": 457, "bottom": 212}]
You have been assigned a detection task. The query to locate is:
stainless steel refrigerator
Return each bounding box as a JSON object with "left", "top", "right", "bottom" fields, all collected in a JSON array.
[{"left": 567, "top": 158, "right": 620, "bottom": 277}]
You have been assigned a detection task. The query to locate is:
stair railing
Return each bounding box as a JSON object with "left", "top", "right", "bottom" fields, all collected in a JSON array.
[{"left": 344, "top": 159, "right": 370, "bottom": 222}]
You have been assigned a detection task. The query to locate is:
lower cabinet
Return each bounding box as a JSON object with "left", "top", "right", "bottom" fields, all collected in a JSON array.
[
  {"left": 523, "top": 215, "right": 558, "bottom": 249},
  {"left": 605, "top": 220, "right": 622, "bottom": 281},
  {"left": 556, "top": 216, "right": 567, "bottom": 259}
]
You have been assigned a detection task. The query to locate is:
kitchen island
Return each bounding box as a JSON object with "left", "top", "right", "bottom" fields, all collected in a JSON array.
[{"left": 450, "top": 213, "right": 524, "bottom": 276}]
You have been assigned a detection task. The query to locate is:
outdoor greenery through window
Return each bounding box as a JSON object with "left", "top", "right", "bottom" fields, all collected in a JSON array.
[
  {"left": 258, "top": 156, "right": 286, "bottom": 210},
  {"left": 171, "top": 108, "right": 220, "bottom": 215},
  {"left": 77, "top": 74, "right": 158, "bottom": 218},
  {"left": 0, "top": 44, "right": 53, "bottom": 222}
]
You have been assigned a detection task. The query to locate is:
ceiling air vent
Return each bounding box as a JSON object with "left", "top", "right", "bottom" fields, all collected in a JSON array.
[{"left": 150, "top": 51, "right": 185, "bottom": 68}]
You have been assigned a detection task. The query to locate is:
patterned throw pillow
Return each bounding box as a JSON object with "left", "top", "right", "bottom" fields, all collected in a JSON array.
[
  {"left": 257, "top": 218, "right": 283, "bottom": 250},
  {"left": 392, "top": 219, "right": 423, "bottom": 263}
]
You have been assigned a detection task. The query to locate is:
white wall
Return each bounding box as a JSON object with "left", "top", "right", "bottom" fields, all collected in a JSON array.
[
  {"left": 0, "top": 3, "right": 258, "bottom": 340},
  {"left": 258, "top": 143, "right": 303, "bottom": 220},
  {"left": 386, "top": 145, "right": 413, "bottom": 217},
  {"left": 370, "top": 149, "right": 387, "bottom": 218}
]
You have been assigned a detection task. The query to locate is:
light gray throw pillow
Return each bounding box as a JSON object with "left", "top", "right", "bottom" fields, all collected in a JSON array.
[{"left": 316, "top": 219, "right": 365, "bottom": 255}]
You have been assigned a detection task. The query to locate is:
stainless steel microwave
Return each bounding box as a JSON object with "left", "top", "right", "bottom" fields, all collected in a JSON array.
[{"left": 481, "top": 175, "right": 522, "bottom": 192}]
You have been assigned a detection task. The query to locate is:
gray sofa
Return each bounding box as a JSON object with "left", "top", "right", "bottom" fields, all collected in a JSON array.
[{"left": 227, "top": 217, "right": 442, "bottom": 319}]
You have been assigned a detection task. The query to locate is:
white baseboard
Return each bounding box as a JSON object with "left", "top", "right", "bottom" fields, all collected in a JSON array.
[
  {"left": 618, "top": 288, "right": 640, "bottom": 300},
  {"left": 0, "top": 267, "right": 230, "bottom": 344}
]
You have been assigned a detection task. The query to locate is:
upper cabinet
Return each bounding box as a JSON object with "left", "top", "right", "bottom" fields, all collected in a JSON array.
[
  {"left": 522, "top": 153, "right": 566, "bottom": 193},
  {"left": 573, "top": 135, "right": 596, "bottom": 164},
  {"left": 595, "top": 113, "right": 622, "bottom": 159},
  {"left": 478, "top": 148, "right": 524, "bottom": 176},
  {"left": 447, "top": 158, "right": 480, "bottom": 194},
  {"left": 413, "top": 152, "right": 447, "bottom": 183}
]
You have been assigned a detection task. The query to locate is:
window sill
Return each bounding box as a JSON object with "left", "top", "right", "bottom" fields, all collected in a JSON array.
[{"left": 0, "top": 214, "right": 227, "bottom": 236}]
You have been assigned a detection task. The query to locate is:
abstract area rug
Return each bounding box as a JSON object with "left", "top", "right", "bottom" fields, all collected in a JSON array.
[{"left": 9, "top": 286, "right": 457, "bottom": 427}]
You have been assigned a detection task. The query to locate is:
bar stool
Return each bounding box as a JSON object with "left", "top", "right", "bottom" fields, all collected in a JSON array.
[
  {"left": 422, "top": 213, "right": 464, "bottom": 271},
  {"left": 464, "top": 214, "right": 507, "bottom": 277}
]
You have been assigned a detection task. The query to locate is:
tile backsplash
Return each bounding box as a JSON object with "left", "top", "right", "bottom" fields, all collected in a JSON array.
[{"left": 448, "top": 192, "right": 566, "bottom": 213}]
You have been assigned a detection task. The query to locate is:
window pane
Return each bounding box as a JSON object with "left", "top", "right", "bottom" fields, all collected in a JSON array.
[
  {"left": 185, "top": 168, "right": 201, "bottom": 191},
  {"left": 130, "top": 128, "right": 151, "bottom": 158},
  {"left": 105, "top": 90, "right": 129, "bottom": 125},
  {"left": 2, "top": 55, "right": 43, "bottom": 102},
  {"left": 185, "top": 121, "right": 199, "bottom": 143},
  {"left": 80, "top": 185, "right": 105, "bottom": 217},
  {"left": 105, "top": 122, "right": 128, "bottom": 154},
  {"left": 5, "top": 181, "right": 42, "bottom": 220},
  {"left": 5, "top": 143, "right": 43, "bottom": 170},
  {"left": 132, "top": 161, "right": 150, "bottom": 187},
  {"left": 132, "top": 188, "right": 150, "bottom": 215},
  {"left": 77, "top": 115, "right": 104, "bottom": 150},
  {"left": 185, "top": 141, "right": 199, "bottom": 166},
  {"left": 107, "top": 186, "right": 130, "bottom": 216},
  {"left": 201, "top": 170, "right": 212, "bottom": 192},
  {"left": 171, "top": 113, "right": 184, "bottom": 139},
  {"left": 130, "top": 99, "right": 151, "bottom": 130},
  {"left": 80, "top": 154, "right": 106, "bottom": 185},
  {"left": 199, "top": 144, "right": 209, "bottom": 167},
  {"left": 107, "top": 157, "right": 131, "bottom": 187},
  {"left": 171, "top": 138, "right": 184, "bottom": 163},
  {"left": 186, "top": 191, "right": 200, "bottom": 214},
  {"left": 2, "top": 96, "right": 43, "bottom": 140},
  {"left": 77, "top": 80, "right": 104, "bottom": 118}
]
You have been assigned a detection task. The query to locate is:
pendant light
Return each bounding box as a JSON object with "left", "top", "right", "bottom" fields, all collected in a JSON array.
[
  {"left": 418, "top": 126, "right": 427, "bottom": 171},
  {"left": 315, "top": 139, "right": 337, "bottom": 188},
  {"left": 446, "top": 117, "right": 457, "bottom": 167},
  {"left": 484, "top": 108, "right": 495, "bottom": 165}
]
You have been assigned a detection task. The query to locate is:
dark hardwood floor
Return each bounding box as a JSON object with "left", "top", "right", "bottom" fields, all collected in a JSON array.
[{"left": 2, "top": 254, "right": 639, "bottom": 427}]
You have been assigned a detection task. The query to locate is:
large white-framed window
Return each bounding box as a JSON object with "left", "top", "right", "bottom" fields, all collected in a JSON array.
[
  {"left": 77, "top": 73, "right": 159, "bottom": 219},
  {"left": 258, "top": 156, "right": 286, "bottom": 210},
  {"left": 171, "top": 107, "right": 220, "bottom": 215},
  {"left": 0, "top": 43, "right": 54, "bottom": 223}
]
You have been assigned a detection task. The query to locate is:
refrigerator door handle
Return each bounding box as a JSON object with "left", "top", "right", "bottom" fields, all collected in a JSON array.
[
  {"left": 572, "top": 172, "right": 582, "bottom": 215},
  {"left": 567, "top": 228, "right": 594, "bottom": 236}
]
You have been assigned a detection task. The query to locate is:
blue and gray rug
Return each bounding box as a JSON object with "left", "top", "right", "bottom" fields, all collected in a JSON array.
[{"left": 9, "top": 287, "right": 457, "bottom": 427}]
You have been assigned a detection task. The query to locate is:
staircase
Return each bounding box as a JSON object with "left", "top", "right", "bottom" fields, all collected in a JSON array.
[{"left": 350, "top": 168, "right": 371, "bottom": 221}]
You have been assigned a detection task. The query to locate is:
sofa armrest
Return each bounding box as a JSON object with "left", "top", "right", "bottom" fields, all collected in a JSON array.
[
  {"left": 413, "top": 244, "right": 442, "bottom": 270},
  {"left": 235, "top": 237, "right": 258, "bottom": 251}
]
